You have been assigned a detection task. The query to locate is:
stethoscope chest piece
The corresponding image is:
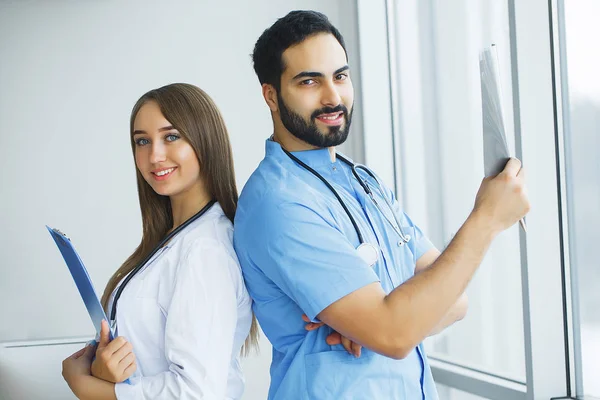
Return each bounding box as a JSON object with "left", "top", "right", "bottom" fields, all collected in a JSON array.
[
  {"left": 357, "top": 242, "right": 379, "bottom": 267},
  {"left": 397, "top": 235, "right": 411, "bottom": 247}
]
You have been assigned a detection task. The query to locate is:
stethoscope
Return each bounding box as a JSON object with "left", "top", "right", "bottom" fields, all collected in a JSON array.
[
  {"left": 109, "top": 199, "right": 217, "bottom": 324},
  {"left": 281, "top": 148, "right": 411, "bottom": 267}
]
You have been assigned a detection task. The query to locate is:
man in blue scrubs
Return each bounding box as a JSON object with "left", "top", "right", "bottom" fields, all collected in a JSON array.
[{"left": 234, "top": 10, "right": 530, "bottom": 400}]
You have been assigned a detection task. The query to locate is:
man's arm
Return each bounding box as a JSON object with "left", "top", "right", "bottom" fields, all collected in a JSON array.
[
  {"left": 415, "top": 248, "right": 468, "bottom": 336},
  {"left": 318, "top": 213, "right": 492, "bottom": 359},
  {"left": 317, "top": 159, "right": 529, "bottom": 359}
]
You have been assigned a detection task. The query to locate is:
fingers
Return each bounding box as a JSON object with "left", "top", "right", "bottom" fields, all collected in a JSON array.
[
  {"left": 78, "top": 343, "right": 96, "bottom": 360},
  {"left": 118, "top": 352, "right": 136, "bottom": 369},
  {"left": 99, "top": 320, "right": 111, "bottom": 348},
  {"left": 105, "top": 336, "right": 128, "bottom": 355},
  {"left": 112, "top": 341, "right": 134, "bottom": 363},
  {"left": 323, "top": 332, "right": 362, "bottom": 358},
  {"left": 114, "top": 351, "right": 136, "bottom": 382},
  {"left": 303, "top": 314, "right": 325, "bottom": 331},
  {"left": 306, "top": 314, "right": 363, "bottom": 359},
  {"left": 68, "top": 347, "right": 87, "bottom": 359},
  {"left": 305, "top": 321, "right": 325, "bottom": 331},
  {"left": 122, "top": 360, "right": 137, "bottom": 380},
  {"left": 341, "top": 336, "right": 352, "bottom": 355},
  {"left": 500, "top": 158, "right": 522, "bottom": 177},
  {"left": 326, "top": 331, "right": 341, "bottom": 346},
  {"left": 340, "top": 336, "right": 362, "bottom": 357},
  {"left": 351, "top": 341, "right": 362, "bottom": 358},
  {"left": 91, "top": 336, "right": 133, "bottom": 383},
  {"left": 96, "top": 336, "right": 130, "bottom": 374}
]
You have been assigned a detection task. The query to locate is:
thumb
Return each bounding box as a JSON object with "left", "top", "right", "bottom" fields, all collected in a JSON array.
[{"left": 99, "top": 320, "right": 110, "bottom": 348}]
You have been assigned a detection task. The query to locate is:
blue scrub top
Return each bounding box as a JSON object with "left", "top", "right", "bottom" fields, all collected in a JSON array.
[{"left": 234, "top": 139, "right": 439, "bottom": 400}]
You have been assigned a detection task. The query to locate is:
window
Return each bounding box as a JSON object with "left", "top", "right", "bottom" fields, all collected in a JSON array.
[
  {"left": 388, "top": 0, "right": 525, "bottom": 381},
  {"left": 560, "top": 0, "right": 600, "bottom": 397},
  {"left": 357, "top": 0, "right": 574, "bottom": 398},
  {"left": 437, "top": 384, "right": 490, "bottom": 400}
]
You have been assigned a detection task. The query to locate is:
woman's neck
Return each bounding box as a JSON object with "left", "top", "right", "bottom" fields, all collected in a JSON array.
[{"left": 169, "top": 182, "right": 213, "bottom": 231}]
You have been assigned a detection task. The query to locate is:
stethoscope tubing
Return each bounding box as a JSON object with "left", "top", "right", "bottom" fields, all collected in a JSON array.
[
  {"left": 110, "top": 199, "right": 217, "bottom": 322},
  {"left": 282, "top": 149, "right": 366, "bottom": 244},
  {"left": 281, "top": 148, "right": 411, "bottom": 247},
  {"left": 345, "top": 158, "right": 410, "bottom": 244}
]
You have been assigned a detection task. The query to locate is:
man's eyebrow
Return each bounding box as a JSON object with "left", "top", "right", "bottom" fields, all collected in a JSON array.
[
  {"left": 334, "top": 65, "right": 350, "bottom": 75},
  {"left": 291, "top": 65, "right": 349, "bottom": 81},
  {"left": 292, "top": 71, "right": 324, "bottom": 80}
]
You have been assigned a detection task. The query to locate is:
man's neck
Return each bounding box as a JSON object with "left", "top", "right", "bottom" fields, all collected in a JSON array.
[{"left": 272, "top": 128, "right": 336, "bottom": 162}]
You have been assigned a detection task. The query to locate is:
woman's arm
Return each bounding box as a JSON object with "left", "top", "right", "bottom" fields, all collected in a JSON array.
[
  {"left": 62, "top": 344, "right": 117, "bottom": 400},
  {"left": 73, "top": 376, "right": 117, "bottom": 400}
]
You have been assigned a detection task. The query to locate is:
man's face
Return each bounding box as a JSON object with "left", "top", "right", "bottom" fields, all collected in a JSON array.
[{"left": 277, "top": 33, "right": 354, "bottom": 148}]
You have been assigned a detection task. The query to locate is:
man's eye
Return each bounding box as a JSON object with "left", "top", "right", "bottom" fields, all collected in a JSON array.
[
  {"left": 134, "top": 138, "right": 149, "bottom": 146},
  {"left": 336, "top": 73, "right": 348, "bottom": 81},
  {"left": 300, "top": 79, "right": 315, "bottom": 85}
]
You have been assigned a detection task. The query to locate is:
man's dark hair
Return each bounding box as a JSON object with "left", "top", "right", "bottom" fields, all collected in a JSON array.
[{"left": 252, "top": 10, "right": 347, "bottom": 91}]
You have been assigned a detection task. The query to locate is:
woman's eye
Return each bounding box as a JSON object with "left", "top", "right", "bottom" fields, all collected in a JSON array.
[
  {"left": 165, "top": 134, "right": 180, "bottom": 142},
  {"left": 134, "top": 138, "right": 149, "bottom": 146}
]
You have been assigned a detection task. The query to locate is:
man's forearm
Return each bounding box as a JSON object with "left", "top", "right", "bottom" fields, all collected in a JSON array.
[
  {"left": 383, "top": 211, "right": 496, "bottom": 354},
  {"left": 428, "top": 293, "right": 468, "bottom": 336}
]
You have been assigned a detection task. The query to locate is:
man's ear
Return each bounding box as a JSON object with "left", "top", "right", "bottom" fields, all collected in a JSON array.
[{"left": 262, "top": 83, "right": 279, "bottom": 113}]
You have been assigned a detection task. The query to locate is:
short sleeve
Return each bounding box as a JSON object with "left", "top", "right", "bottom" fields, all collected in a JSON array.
[
  {"left": 381, "top": 179, "right": 434, "bottom": 260},
  {"left": 235, "top": 200, "right": 379, "bottom": 321},
  {"left": 399, "top": 211, "right": 434, "bottom": 260}
]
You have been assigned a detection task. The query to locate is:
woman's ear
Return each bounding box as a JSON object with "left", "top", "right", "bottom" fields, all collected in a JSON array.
[{"left": 262, "top": 84, "right": 279, "bottom": 113}]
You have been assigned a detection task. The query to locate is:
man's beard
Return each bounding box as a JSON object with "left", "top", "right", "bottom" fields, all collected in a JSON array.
[{"left": 277, "top": 94, "right": 353, "bottom": 148}]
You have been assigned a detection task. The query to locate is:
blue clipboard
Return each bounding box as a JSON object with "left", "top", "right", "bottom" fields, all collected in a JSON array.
[{"left": 46, "top": 226, "right": 114, "bottom": 340}]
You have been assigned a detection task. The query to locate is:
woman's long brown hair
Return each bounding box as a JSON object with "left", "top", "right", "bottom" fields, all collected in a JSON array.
[{"left": 100, "top": 83, "right": 259, "bottom": 355}]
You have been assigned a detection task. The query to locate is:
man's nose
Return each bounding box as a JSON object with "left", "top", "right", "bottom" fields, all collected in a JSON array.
[{"left": 320, "top": 81, "right": 342, "bottom": 107}]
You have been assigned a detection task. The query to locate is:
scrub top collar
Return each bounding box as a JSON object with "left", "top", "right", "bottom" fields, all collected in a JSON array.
[{"left": 265, "top": 137, "right": 351, "bottom": 171}]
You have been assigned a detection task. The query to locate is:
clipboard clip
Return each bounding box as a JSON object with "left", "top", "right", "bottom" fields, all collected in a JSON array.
[
  {"left": 110, "top": 319, "right": 117, "bottom": 334},
  {"left": 51, "top": 227, "right": 71, "bottom": 241}
]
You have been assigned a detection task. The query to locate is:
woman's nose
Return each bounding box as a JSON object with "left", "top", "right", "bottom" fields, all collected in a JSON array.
[{"left": 149, "top": 142, "right": 167, "bottom": 164}]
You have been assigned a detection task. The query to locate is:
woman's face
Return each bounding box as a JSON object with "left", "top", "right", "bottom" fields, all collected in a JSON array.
[{"left": 132, "top": 101, "right": 202, "bottom": 198}]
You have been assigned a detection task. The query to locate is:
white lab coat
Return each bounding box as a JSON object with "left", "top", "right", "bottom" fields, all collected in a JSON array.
[{"left": 108, "top": 203, "right": 253, "bottom": 400}]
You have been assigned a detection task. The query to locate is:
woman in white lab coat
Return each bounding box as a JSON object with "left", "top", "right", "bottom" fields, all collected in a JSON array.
[{"left": 61, "top": 83, "right": 259, "bottom": 399}]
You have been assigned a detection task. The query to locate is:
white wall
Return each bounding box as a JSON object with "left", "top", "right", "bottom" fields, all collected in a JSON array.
[{"left": 0, "top": 1, "right": 363, "bottom": 399}]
